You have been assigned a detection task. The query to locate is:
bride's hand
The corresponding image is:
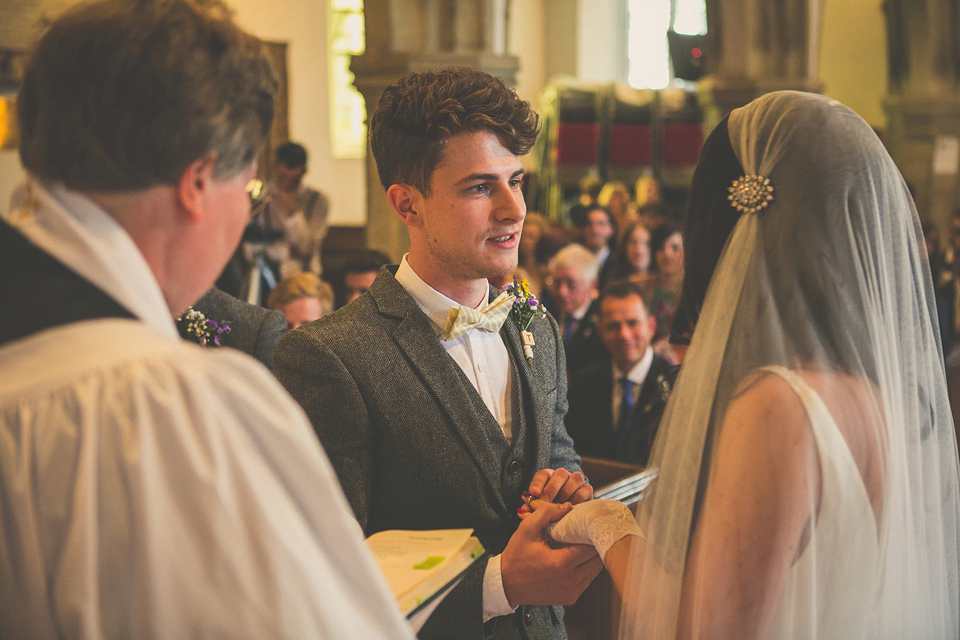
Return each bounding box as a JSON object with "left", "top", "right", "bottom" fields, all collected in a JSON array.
[{"left": 523, "top": 499, "right": 642, "bottom": 561}]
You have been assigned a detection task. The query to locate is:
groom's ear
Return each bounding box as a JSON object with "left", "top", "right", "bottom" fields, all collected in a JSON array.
[{"left": 387, "top": 184, "right": 422, "bottom": 227}]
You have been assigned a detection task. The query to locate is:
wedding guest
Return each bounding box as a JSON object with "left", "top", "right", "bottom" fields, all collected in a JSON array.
[
  {"left": 565, "top": 279, "right": 673, "bottom": 466},
  {"left": 598, "top": 180, "right": 635, "bottom": 231},
  {"left": 268, "top": 272, "right": 333, "bottom": 329},
  {"left": 647, "top": 220, "right": 684, "bottom": 360},
  {"left": 606, "top": 220, "right": 654, "bottom": 288},
  {"left": 334, "top": 248, "right": 391, "bottom": 308},
  {"left": 579, "top": 205, "right": 617, "bottom": 279},
  {"left": 0, "top": 2, "right": 414, "bottom": 637},
  {"left": 546, "top": 243, "right": 606, "bottom": 372}
]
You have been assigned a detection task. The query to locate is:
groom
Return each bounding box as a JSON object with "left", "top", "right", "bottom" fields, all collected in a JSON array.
[{"left": 274, "top": 67, "right": 601, "bottom": 639}]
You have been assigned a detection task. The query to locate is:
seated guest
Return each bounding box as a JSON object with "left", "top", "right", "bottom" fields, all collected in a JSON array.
[
  {"left": 577, "top": 205, "right": 617, "bottom": 282},
  {"left": 0, "top": 2, "right": 414, "bottom": 637},
  {"left": 268, "top": 272, "right": 333, "bottom": 329},
  {"left": 546, "top": 243, "right": 606, "bottom": 371},
  {"left": 335, "top": 249, "right": 391, "bottom": 308},
  {"left": 530, "top": 226, "right": 572, "bottom": 310},
  {"left": 182, "top": 287, "right": 287, "bottom": 368},
  {"left": 606, "top": 220, "right": 654, "bottom": 289},
  {"left": 598, "top": 180, "right": 635, "bottom": 232},
  {"left": 565, "top": 280, "right": 674, "bottom": 466},
  {"left": 647, "top": 220, "right": 684, "bottom": 362}
]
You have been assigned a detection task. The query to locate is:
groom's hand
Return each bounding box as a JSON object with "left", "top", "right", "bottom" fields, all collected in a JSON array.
[
  {"left": 528, "top": 468, "right": 593, "bottom": 504},
  {"left": 500, "top": 502, "right": 603, "bottom": 607}
]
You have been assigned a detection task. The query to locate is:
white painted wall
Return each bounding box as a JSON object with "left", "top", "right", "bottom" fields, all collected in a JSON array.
[
  {"left": 231, "top": 0, "right": 366, "bottom": 226},
  {"left": 0, "top": 0, "right": 367, "bottom": 226}
]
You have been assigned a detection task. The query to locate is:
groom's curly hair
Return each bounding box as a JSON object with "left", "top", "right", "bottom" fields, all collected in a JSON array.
[{"left": 369, "top": 67, "right": 540, "bottom": 196}]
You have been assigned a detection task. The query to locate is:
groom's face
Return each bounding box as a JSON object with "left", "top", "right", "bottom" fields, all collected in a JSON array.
[{"left": 410, "top": 130, "right": 526, "bottom": 287}]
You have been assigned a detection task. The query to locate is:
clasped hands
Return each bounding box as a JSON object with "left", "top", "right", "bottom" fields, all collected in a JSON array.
[
  {"left": 500, "top": 468, "right": 600, "bottom": 608},
  {"left": 501, "top": 468, "right": 643, "bottom": 609}
]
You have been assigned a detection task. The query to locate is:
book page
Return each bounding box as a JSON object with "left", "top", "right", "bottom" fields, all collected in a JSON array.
[{"left": 367, "top": 529, "right": 475, "bottom": 599}]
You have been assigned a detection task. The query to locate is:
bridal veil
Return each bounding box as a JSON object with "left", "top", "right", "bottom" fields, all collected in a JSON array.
[{"left": 619, "top": 91, "right": 960, "bottom": 638}]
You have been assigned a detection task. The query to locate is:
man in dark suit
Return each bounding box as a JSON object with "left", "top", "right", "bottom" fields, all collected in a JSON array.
[
  {"left": 184, "top": 287, "right": 286, "bottom": 369},
  {"left": 565, "top": 280, "right": 674, "bottom": 467},
  {"left": 274, "top": 68, "right": 601, "bottom": 640}
]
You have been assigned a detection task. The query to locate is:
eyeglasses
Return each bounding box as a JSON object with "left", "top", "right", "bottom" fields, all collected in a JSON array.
[
  {"left": 246, "top": 179, "right": 270, "bottom": 218},
  {"left": 545, "top": 276, "right": 585, "bottom": 291}
]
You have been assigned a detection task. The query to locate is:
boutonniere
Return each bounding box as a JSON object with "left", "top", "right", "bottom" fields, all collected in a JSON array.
[
  {"left": 176, "top": 308, "right": 231, "bottom": 347},
  {"left": 500, "top": 277, "right": 545, "bottom": 364}
]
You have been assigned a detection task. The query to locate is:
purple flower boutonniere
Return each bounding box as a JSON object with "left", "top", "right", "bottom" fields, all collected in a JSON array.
[
  {"left": 176, "top": 308, "right": 231, "bottom": 347},
  {"left": 500, "top": 277, "right": 545, "bottom": 364}
]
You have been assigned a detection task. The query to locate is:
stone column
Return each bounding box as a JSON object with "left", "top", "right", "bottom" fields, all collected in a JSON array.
[
  {"left": 700, "top": 0, "right": 824, "bottom": 129},
  {"left": 352, "top": 0, "right": 519, "bottom": 261},
  {"left": 883, "top": 0, "right": 960, "bottom": 230}
]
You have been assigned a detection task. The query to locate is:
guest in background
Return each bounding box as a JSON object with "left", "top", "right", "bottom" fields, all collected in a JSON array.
[
  {"left": 606, "top": 220, "right": 654, "bottom": 290},
  {"left": 185, "top": 287, "right": 287, "bottom": 369},
  {"left": 268, "top": 272, "right": 334, "bottom": 330},
  {"left": 567, "top": 173, "right": 603, "bottom": 227},
  {"left": 268, "top": 142, "right": 330, "bottom": 276},
  {"left": 0, "top": 1, "right": 413, "bottom": 637},
  {"left": 241, "top": 142, "right": 329, "bottom": 291},
  {"left": 547, "top": 243, "right": 606, "bottom": 371},
  {"left": 579, "top": 205, "right": 617, "bottom": 286},
  {"left": 530, "top": 226, "right": 572, "bottom": 309},
  {"left": 565, "top": 280, "right": 673, "bottom": 467},
  {"left": 334, "top": 249, "right": 391, "bottom": 308},
  {"left": 634, "top": 171, "right": 665, "bottom": 231},
  {"left": 647, "top": 220, "right": 684, "bottom": 359},
  {"left": 515, "top": 211, "right": 548, "bottom": 292},
  {"left": 598, "top": 180, "right": 635, "bottom": 232}
]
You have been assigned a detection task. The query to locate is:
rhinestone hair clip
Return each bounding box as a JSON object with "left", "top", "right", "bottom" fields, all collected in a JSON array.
[{"left": 728, "top": 174, "right": 774, "bottom": 214}]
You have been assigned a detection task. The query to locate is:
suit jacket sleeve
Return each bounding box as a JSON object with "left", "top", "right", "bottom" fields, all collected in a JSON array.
[{"left": 273, "top": 326, "right": 374, "bottom": 528}]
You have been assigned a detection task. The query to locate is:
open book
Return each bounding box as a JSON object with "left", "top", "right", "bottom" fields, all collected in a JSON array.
[{"left": 366, "top": 528, "right": 485, "bottom": 617}]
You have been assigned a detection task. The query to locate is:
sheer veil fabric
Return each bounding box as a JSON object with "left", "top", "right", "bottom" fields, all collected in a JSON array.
[{"left": 619, "top": 91, "right": 960, "bottom": 638}]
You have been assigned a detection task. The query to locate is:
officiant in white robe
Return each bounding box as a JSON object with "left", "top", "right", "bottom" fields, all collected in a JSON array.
[{"left": 0, "top": 2, "right": 414, "bottom": 638}]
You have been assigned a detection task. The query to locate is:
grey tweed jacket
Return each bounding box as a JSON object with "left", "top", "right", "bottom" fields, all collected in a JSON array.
[
  {"left": 190, "top": 288, "right": 286, "bottom": 369},
  {"left": 274, "top": 266, "right": 581, "bottom": 640}
]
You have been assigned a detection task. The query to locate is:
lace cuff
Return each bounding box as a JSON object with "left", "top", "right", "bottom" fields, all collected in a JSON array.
[{"left": 546, "top": 500, "right": 641, "bottom": 560}]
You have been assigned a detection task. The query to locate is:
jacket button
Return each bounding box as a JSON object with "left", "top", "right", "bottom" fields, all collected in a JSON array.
[
  {"left": 507, "top": 459, "right": 521, "bottom": 474},
  {"left": 522, "top": 608, "right": 534, "bottom": 624}
]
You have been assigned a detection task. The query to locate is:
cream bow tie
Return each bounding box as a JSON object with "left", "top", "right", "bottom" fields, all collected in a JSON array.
[{"left": 439, "top": 291, "right": 515, "bottom": 341}]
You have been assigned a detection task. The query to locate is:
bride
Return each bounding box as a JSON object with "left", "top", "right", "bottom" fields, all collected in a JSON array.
[{"left": 534, "top": 91, "right": 960, "bottom": 638}]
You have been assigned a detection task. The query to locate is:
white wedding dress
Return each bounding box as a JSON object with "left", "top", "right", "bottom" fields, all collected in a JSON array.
[{"left": 761, "top": 367, "right": 879, "bottom": 639}]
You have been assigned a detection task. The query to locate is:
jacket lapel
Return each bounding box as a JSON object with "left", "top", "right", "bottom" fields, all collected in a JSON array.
[
  {"left": 500, "top": 308, "right": 552, "bottom": 471},
  {"left": 371, "top": 272, "right": 507, "bottom": 512}
]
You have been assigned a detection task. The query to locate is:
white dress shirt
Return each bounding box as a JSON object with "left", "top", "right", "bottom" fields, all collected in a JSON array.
[
  {"left": 611, "top": 346, "right": 654, "bottom": 427},
  {"left": 394, "top": 256, "right": 519, "bottom": 620},
  {"left": 0, "top": 180, "right": 415, "bottom": 639}
]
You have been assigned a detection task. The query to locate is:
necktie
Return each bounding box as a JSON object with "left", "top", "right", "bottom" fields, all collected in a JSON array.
[
  {"left": 439, "top": 291, "right": 514, "bottom": 341},
  {"left": 616, "top": 377, "right": 635, "bottom": 442},
  {"left": 563, "top": 316, "right": 576, "bottom": 344}
]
